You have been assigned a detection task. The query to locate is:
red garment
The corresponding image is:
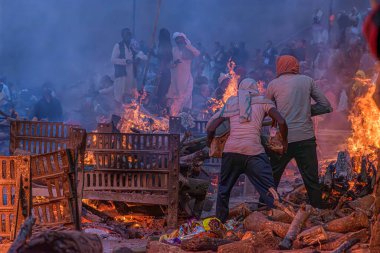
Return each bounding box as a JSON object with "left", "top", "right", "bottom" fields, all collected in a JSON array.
[
  {"left": 363, "top": 5, "right": 380, "bottom": 60},
  {"left": 276, "top": 55, "right": 300, "bottom": 77}
]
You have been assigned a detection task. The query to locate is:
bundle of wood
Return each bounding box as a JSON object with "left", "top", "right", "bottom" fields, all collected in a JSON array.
[{"left": 148, "top": 193, "right": 375, "bottom": 252}]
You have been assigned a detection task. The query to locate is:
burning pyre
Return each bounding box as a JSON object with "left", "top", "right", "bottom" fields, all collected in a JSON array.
[
  {"left": 118, "top": 96, "right": 169, "bottom": 133},
  {"left": 208, "top": 60, "right": 240, "bottom": 113}
]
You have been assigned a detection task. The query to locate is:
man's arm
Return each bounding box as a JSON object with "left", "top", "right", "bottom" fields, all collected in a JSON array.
[
  {"left": 111, "top": 44, "right": 127, "bottom": 65},
  {"left": 310, "top": 79, "right": 333, "bottom": 116},
  {"left": 206, "top": 110, "right": 226, "bottom": 146},
  {"left": 268, "top": 107, "right": 288, "bottom": 154}
]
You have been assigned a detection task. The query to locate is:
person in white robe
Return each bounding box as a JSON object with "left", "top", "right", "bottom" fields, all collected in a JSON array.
[
  {"left": 167, "top": 32, "right": 200, "bottom": 115},
  {"left": 111, "top": 28, "right": 146, "bottom": 104}
]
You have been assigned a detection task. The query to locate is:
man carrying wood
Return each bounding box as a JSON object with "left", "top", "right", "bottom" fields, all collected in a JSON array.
[
  {"left": 206, "top": 78, "right": 288, "bottom": 223},
  {"left": 266, "top": 55, "right": 332, "bottom": 209}
]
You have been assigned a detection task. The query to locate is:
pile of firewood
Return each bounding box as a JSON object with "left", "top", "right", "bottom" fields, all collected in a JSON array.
[{"left": 148, "top": 189, "right": 374, "bottom": 253}]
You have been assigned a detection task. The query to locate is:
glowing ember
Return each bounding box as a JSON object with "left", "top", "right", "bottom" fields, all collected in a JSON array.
[
  {"left": 209, "top": 60, "right": 240, "bottom": 113},
  {"left": 118, "top": 99, "right": 169, "bottom": 133},
  {"left": 257, "top": 80, "right": 266, "bottom": 95},
  {"left": 84, "top": 151, "right": 95, "bottom": 165},
  {"left": 347, "top": 75, "right": 380, "bottom": 173}
]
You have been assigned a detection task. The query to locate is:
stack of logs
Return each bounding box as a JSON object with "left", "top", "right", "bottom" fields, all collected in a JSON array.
[{"left": 148, "top": 190, "right": 375, "bottom": 252}]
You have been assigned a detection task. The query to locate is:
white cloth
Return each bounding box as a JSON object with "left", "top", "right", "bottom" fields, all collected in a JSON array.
[
  {"left": 111, "top": 43, "right": 137, "bottom": 102},
  {"left": 223, "top": 102, "right": 275, "bottom": 156},
  {"left": 167, "top": 44, "right": 200, "bottom": 115}
]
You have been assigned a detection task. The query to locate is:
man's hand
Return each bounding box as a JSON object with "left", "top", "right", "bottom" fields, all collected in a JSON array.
[{"left": 126, "top": 59, "right": 133, "bottom": 65}]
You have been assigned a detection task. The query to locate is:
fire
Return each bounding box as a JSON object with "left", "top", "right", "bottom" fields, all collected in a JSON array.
[
  {"left": 222, "top": 60, "right": 239, "bottom": 104},
  {"left": 118, "top": 99, "right": 169, "bottom": 133},
  {"left": 257, "top": 80, "right": 266, "bottom": 95},
  {"left": 347, "top": 76, "right": 380, "bottom": 173},
  {"left": 209, "top": 60, "right": 240, "bottom": 113},
  {"left": 84, "top": 151, "right": 96, "bottom": 165}
]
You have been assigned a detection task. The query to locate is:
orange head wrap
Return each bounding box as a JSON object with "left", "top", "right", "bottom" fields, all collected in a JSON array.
[{"left": 276, "top": 55, "right": 300, "bottom": 77}]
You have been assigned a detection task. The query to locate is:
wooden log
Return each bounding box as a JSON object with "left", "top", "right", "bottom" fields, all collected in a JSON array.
[
  {"left": 294, "top": 225, "right": 328, "bottom": 248},
  {"left": 330, "top": 238, "right": 360, "bottom": 253},
  {"left": 244, "top": 211, "right": 290, "bottom": 238},
  {"left": 8, "top": 217, "right": 36, "bottom": 253},
  {"left": 348, "top": 195, "right": 375, "bottom": 210},
  {"left": 18, "top": 231, "right": 103, "bottom": 253},
  {"left": 324, "top": 210, "right": 369, "bottom": 233},
  {"left": 228, "top": 203, "right": 252, "bottom": 219},
  {"left": 320, "top": 229, "right": 369, "bottom": 251},
  {"left": 370, "top": 214, "right": 380, "bottom": 252},
  {"left": 180, "top": 148, "right": 209, "bottom": 164},
  {"left": 264, "top": 250, "right": 321, "bottom": 253},
  {"left": 218, "top": 230, "right": 281, "bottom": 253},
  {"left": 266, "top": 209, "right": 294, "bottom": 223},
  {"left": 181, "top": 236, "right": 237, "bottom": 252},
  {"left": 279, "top": 205, "right": 312, "bottom": 250}
]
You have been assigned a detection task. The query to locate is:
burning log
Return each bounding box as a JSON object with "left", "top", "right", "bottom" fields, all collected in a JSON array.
[
  {"left": 320, "top": 229, "right": 369, "bottom": 251},
  {"left": 323, "top": 210, "right": 369, "bottom": 233},
  {"left": 279, "top": 205, "right": 312, "bottom": 250},
  {"left": 293, "top": 225, "right": 328, "bottom": 248},
  {"left": 18, "top": 231, "right": 103, "bottom": 253},
  {"left": 181, "top": 236, "right": 238, "bottom": 252},
  {"left": 244, "top": 211, "right": 290, "bottom": 238}
]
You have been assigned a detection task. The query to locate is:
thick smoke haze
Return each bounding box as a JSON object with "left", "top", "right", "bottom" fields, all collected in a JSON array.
[{"left": 0, "top": 0, "right": 370, "bottom": 88}]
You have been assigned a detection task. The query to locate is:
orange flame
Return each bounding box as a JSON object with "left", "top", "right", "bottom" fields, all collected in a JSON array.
[
  {"left": 118, "top": 99, "right": 169, "bottom": 133},
  {"left": 209, "top": 60, "right": 240, "bottom": 113},
  {"left": 347, "top": 76, "right": 380, "bottom": 173}
]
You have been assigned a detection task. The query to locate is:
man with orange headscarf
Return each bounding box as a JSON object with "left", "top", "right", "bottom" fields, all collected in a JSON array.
[{"left": 266, "top": 55, "right": 332, "bottom": 209}]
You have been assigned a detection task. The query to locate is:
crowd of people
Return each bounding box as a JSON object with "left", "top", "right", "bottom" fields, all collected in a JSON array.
[{"left": 0, "top": 6, "right": 374, "bottom": 131}]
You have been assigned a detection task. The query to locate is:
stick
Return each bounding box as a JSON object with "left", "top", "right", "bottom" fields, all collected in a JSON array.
[
  {"left": 331, "top": 238, "right": 360, "bottom": 253},
  {"left": 279, "top": 204, "right": 312, "bottom": 250}
]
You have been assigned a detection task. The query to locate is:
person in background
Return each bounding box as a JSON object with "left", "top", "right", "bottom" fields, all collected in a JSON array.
[
  {"left": 111, "top": 28, "right": 146, "bottom": 104},
  {"left": 212, "top": 42, "right": 228, "bottom": 88},
  {"left": 363, "top": 0, "right": 380, "bottom": 108},
  {"left": 156, "top": 28, "right": 173, "bottom": 109},
  {"left": 235, "top": 41, "right": 249, "bottom": 67},
  {"left": 263, "top": 40, "right": 278, "bottom": 67},
  {"left": 206, "top": 78, "right": 288, "bottom": 222},
  {"left": 266, "top": 55, "right": 332, "bottom": 209},
  {"left": 0, "top": 77, "right": 11, "bottom": 112},
  {"left": 167, "top": 32, "right": 200, "bottom": 115},
  {"left": 192, "top": 83, "right": 211, "bottom": 119},
  {"left": 32, "top": 87, "right": 63, "bottom": 122}
]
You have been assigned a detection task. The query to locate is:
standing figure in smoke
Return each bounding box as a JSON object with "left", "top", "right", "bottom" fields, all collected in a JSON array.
[
  {"left": 266, "top": 55, "right": 332, "bottom": 209},
  {"left": 167, "top": 32, "right": 200, "bottom": 116},
  {"left": 111, "top": 28, "right": 146, "bottom": 104},
  {"left": 156, "top": 28, "right": 173, "bottom": 109}
]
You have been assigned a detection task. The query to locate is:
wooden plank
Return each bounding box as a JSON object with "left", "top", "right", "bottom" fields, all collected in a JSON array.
[{"left": 82, "top": 191, "right": 168, "bottom": 205}]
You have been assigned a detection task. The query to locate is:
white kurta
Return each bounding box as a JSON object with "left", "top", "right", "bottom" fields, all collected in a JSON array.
[
  {"left": 111, "top": 43, "right": 137, "bottom": 103},
  {"left": 167, "top": 44, "right": 200, "bottom": 115}
]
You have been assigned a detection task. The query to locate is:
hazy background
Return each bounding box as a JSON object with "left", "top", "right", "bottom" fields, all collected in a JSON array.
[{"left": 0, "top": 0, "right": 370, "bottom": 88}]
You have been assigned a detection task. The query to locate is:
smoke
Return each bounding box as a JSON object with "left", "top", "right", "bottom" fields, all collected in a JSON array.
[{"left": 0, "top": 0, "right": 370, "bottom": 89}]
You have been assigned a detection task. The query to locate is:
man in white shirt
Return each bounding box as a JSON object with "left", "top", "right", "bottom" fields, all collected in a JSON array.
[{"left": 207, "top": 78, "right": 288, "bottom": 222}]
